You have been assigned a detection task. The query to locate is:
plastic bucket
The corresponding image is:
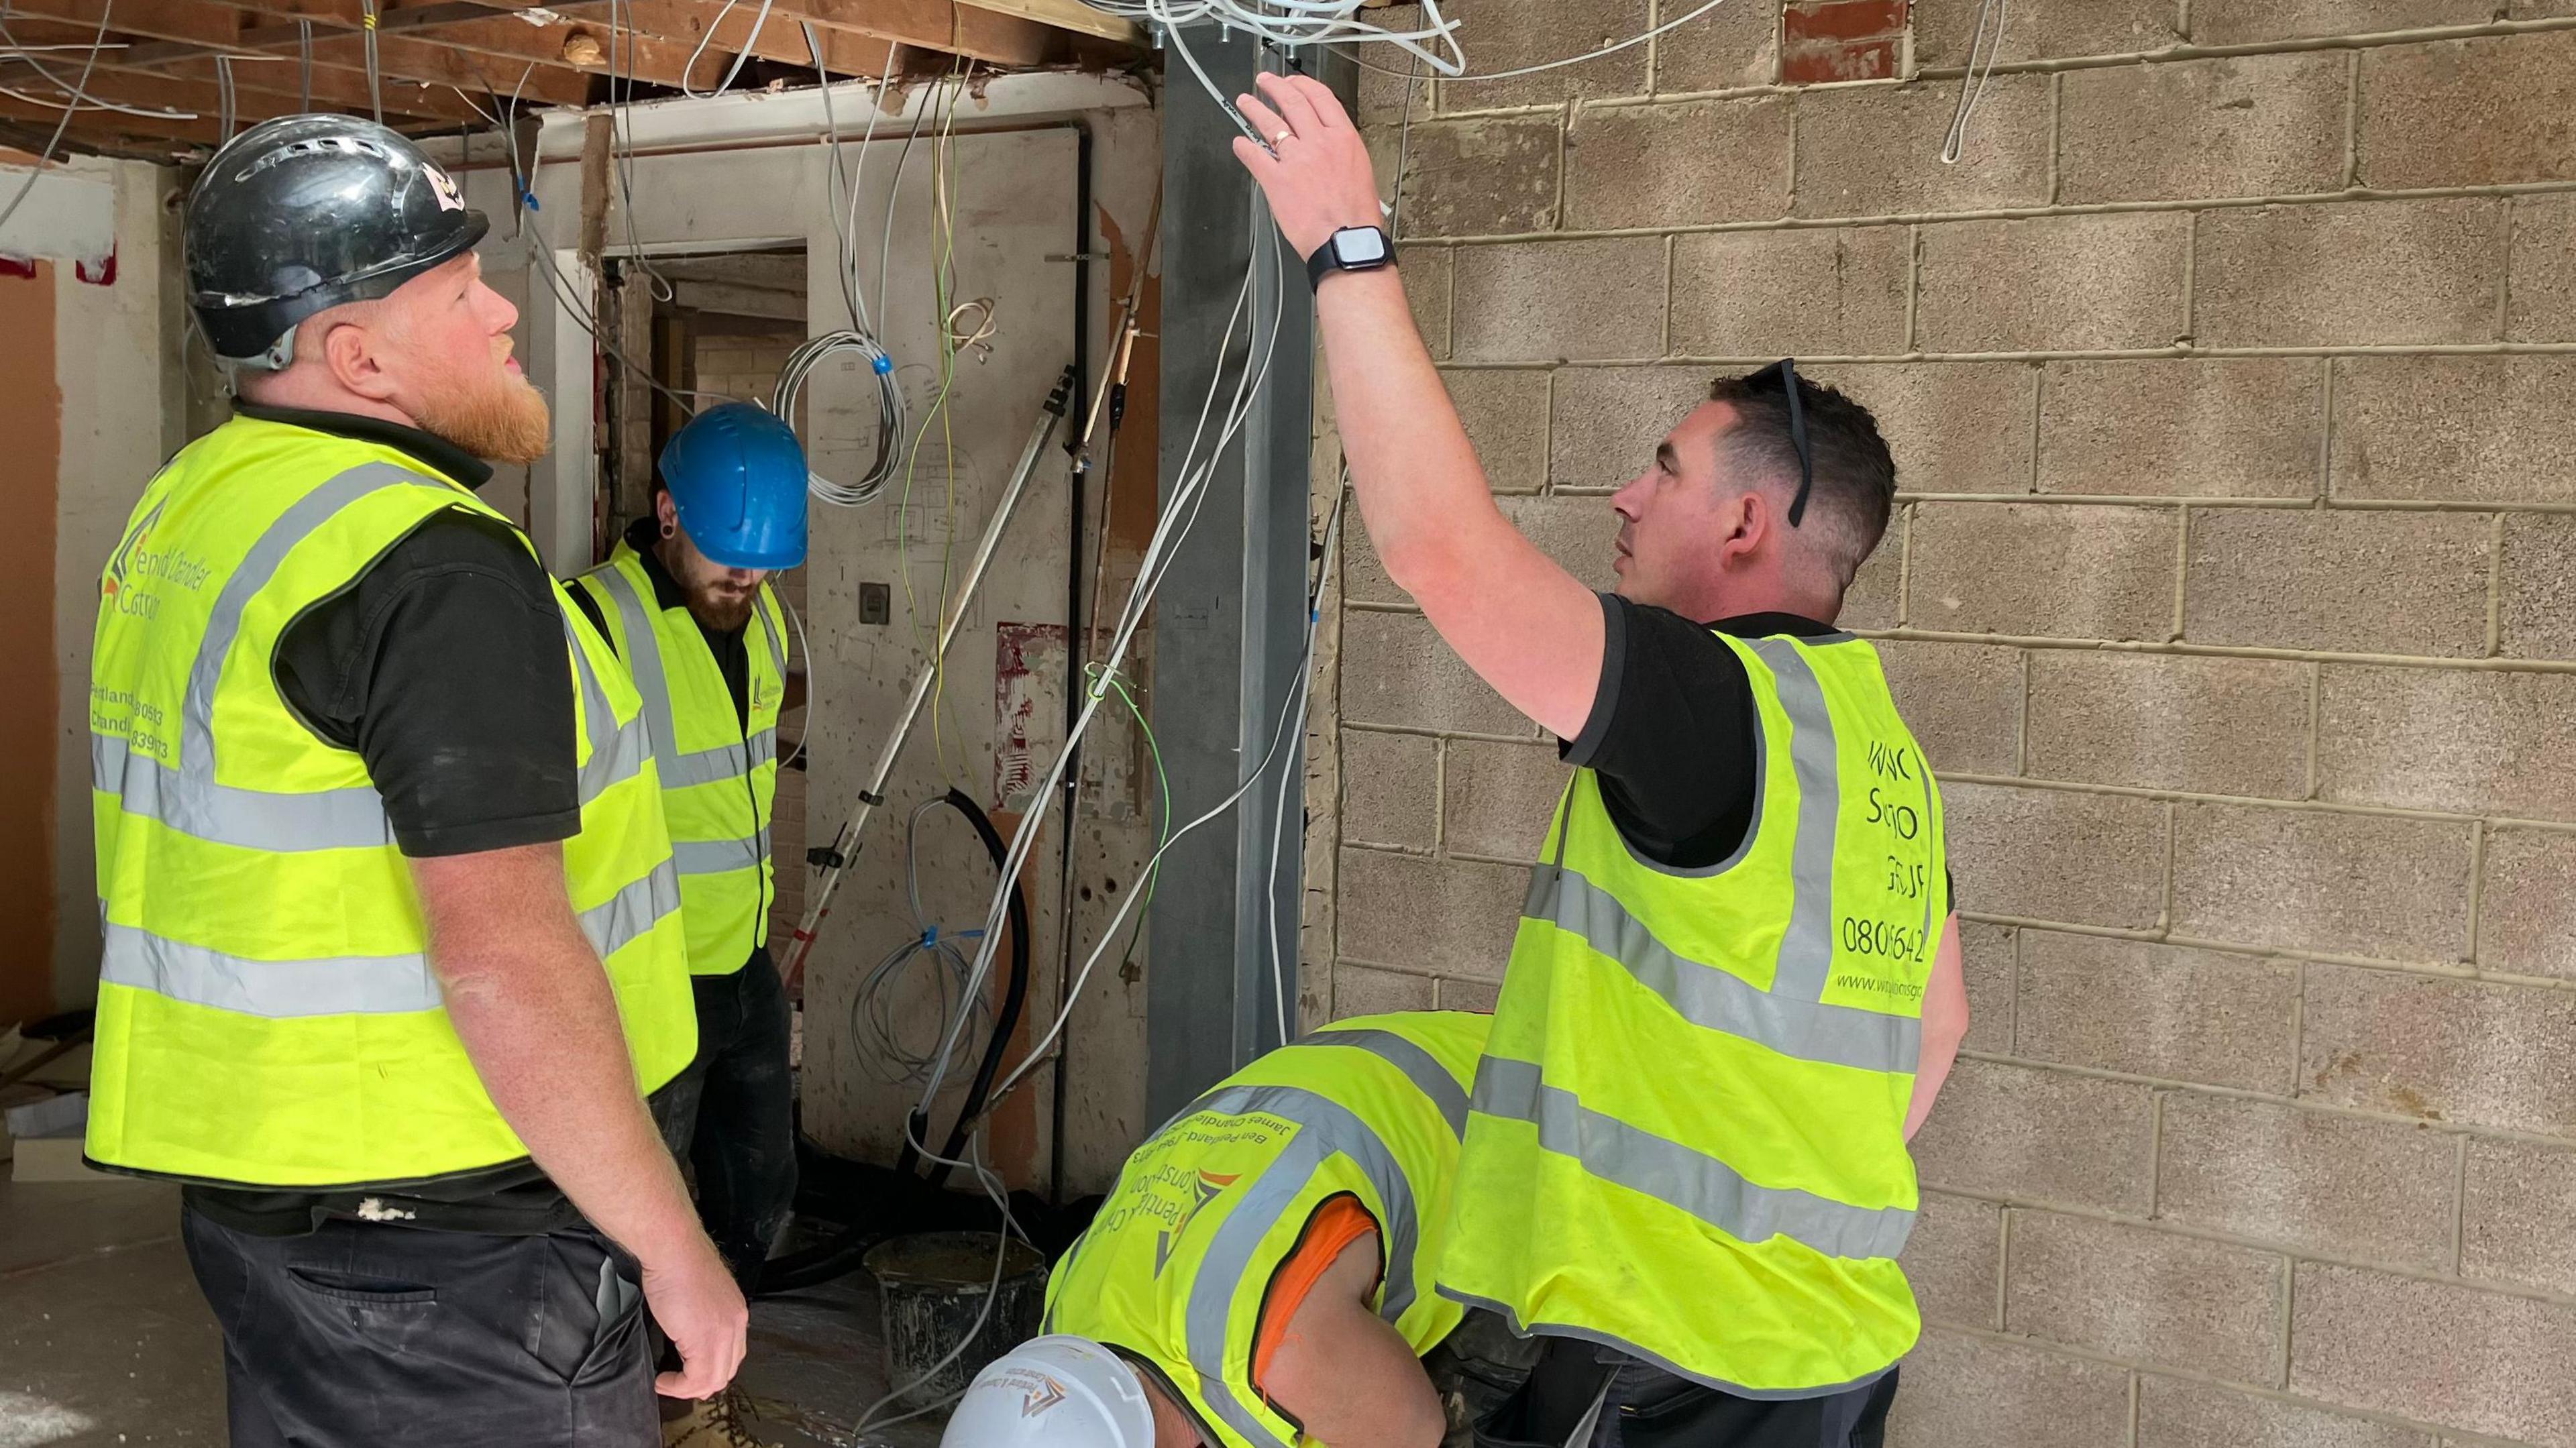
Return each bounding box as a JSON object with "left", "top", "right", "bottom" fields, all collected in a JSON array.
[{"left": 864, "top": 1231, "right": 1050, "bottom": 1408}]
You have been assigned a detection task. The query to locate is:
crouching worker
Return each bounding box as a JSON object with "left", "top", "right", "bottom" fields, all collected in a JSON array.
[{"left": 946, "top": 1011, "right": 1489, "bottom": 1448}]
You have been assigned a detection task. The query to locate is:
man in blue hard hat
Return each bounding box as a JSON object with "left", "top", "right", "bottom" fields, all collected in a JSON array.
[{"left": 569, "top": 404, "right": 807, "bottom": 1341}]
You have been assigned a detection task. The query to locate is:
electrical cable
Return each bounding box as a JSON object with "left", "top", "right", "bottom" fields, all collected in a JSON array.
[
  {"left": 682, "top": 0, "right": 776, "bottom": 99},
  {"left": 360, "top": 0, "right": 381, "bottom": 123},
  {"left": 297, "top": 19, "right": 311, "bottom": 111},
  {"left": 913, "top": 188, "right": 1292, "bottom": 1126},
  {"left": 215, "top": 54, "right": 234, "bottom": 137},
  {"left": 774, "top": 329, "right": 906, "bottom": 506},
  {"left": 851, "top": 796, "right": 996, "bottom": 1086},
  {"left": 1086, "top": 0, "right": 1464, "bottom": 77},
  {"left": 1263, "top": 488, "right": 1343, "bottom": 1038},
  {"left": 778, "top": 591, "right": 817, "bottom": 773},
  {"left": 0, "top": 0, "right": 110, "bottom": 240},
  {"left": 1941, "top": 0, "right": 2008, "bottom": 165},
  {"left": 0, "top": 80, "right": 192, "bottom": 120}
]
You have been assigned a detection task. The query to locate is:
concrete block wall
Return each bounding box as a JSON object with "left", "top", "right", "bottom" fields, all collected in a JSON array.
[{"left": 1327, "top": 3, "right": 2576, "bottom": 1443}]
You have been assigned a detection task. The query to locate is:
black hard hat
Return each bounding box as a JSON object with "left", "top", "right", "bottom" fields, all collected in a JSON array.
[{"left": 185, "top": 113, "right": 490, "bottom": 363}]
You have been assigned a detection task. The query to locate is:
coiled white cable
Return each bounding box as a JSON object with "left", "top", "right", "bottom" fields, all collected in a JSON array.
[{"left": 774, "top": 329, "right": 908, "bottom": 507}]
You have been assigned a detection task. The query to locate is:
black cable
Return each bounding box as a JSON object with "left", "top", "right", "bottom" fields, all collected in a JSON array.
[{"left": 757, "top": 787, "right": 1031, "bottom": 1295}]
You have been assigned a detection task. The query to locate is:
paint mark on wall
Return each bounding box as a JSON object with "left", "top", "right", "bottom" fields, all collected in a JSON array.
[{"left": 994, "top": 621, "right": 1067, "bottom": 814}]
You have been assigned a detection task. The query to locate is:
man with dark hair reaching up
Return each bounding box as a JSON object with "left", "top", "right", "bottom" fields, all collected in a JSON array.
[{"left": 1232, "top": 74, "right": 1970, "bottom": 1448}]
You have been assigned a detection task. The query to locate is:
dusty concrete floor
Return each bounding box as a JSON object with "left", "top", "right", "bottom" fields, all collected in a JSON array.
[{"left": 0, "top": 1178, "right": 944, "bottom": 1448}]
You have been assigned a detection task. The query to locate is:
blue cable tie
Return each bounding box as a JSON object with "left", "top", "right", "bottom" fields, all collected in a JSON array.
[
  {"left": 519, "top": 189, "right": 539, "bottom": 212},
  {"left": 871, "top": 353, "right": 894, "bottom": 375}
]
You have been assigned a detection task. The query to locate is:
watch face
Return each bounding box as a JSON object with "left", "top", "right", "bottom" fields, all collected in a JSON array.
[{"left": 1335, "top": 228, "right": 1389, "bottom": 266}]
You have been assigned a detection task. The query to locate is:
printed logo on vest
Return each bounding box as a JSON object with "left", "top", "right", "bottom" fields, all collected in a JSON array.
[
  {"left": 103, "top": 498, "right": 212, "bottom": 618},
  {"left": 1153, "top": 1170, "right": 1239, "bottom": 1277}
]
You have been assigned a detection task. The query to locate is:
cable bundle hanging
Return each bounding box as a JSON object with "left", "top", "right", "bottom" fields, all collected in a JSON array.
[
  {"left": 775, "top": 329, "right": 908, "bottom": 506},
  {"left": 1089, "top": 0, "right": 1465, "bottom": 75},
  {"left": 851, "top": 797, "right": 994, "bottom": 1085}
]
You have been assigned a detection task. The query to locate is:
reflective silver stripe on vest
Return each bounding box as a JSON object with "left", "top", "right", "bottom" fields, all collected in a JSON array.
[
  {"left": 672, "top": 827, "right": 771, "bottom": 877},
  {"left": 596, "top": 565, "right": 767, "bottom": 789},
  {"left": 100, "top": 463, "right": 460, "bottom": 852},
  {"left": 1181, "top": 1082, "right": 1422, "bottom": 1448},
  {"left": 1525, "top": 864, "right": 1920, "bottom": 1076},
  {"left": 1299, "top": 1027, "right": 1470, "bottom": 1135},
  {"left": 566, "top": 622, "right": 652, "bottom": 803},
  {"left": 100, "top": 921, "right": 439, "bottom": 1017},
  {"left": 1470, "top": 1056, "right": 1915, "bottom": 1262},
  {"left": 755, "top": 590, "right": 786, "bottom": 676},
  {"left": 93, "top": 733, "right": 392, "bottom": 852},
  {"left": 580, "top": 853, "right": 684, "bottom": 959},
  {"left": 1745, "top": 638, "right": 1842, "bottom": 1004}
]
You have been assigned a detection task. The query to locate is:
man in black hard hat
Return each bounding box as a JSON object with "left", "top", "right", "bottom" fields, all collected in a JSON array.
[{"left": 87, "top": 114, "right": 745, "bottom": 1447}]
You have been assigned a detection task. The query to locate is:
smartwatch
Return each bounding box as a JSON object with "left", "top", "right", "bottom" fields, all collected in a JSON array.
[{"left": 1307, "top": 225, "right": 1395, "bottom": 290}]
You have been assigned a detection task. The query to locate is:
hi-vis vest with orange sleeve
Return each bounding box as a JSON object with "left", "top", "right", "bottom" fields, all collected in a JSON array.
[
  {"left": 1438, "top": 628, "right": 1948, "bottom": 1398},
  {"left": 1044, "top": 1011, "right": 1489, "bottom": 1448},
  {"left": 85, "top": 414, "right": 696, "bottom": 1188}
]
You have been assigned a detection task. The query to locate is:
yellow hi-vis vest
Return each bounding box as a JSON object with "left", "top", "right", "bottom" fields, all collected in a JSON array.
[
  {"left": 85, "top": 415, "right": 697, "bottom": 1190},
  {"left": 1044, "top": 1011, "right": 1490, "bottom": 1448},
  {"left": 571, "top": 543, "right": 785, "bottom": 977},
  {"left": 1438, "top": 629, "right": 1948, "bottom": 1398}
]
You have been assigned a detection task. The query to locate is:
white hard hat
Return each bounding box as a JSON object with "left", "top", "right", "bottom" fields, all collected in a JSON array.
[{"left": 941, "top": 1335, "right": 1157, "bottom": 1448}]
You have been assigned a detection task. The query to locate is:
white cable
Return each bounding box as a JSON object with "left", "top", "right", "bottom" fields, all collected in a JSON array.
[
  {"left": 916, "top": 190, "right": 1293, "bottom": 1121},
  {"left": 0, "top": 0, "right": 110, "bottom": 239},
  {"left": 0, "top": 80, "right": 192, "bottom": 120},
  {"left": 1264, "top": 490, "right": 1344, "bottom": 1040},
  {"left": 848, "top": 1125, "right": 1022, "bottom": 1435},
  {"left": 1087, "top": 0, "right": 1463, "bottom": 76},
  {"left": 682, "top": 0, "right": 776, "bottom": 99},
  {"left": 779, "top": 592, "right": 816, "bottom": 772},
  {"left": 774, "top": 331, "right": 906, "bottom": 508},
  {"left": 852, "top": 797, "right": 995, "bottom": 1086},
  {"left": 1941, "top": 0, "right": 2008, "bottom": 164}
]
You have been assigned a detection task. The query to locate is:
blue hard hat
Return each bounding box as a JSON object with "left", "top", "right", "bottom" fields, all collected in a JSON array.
[{"left": 658, "top": 402, "right": 810, "bottom": 570}]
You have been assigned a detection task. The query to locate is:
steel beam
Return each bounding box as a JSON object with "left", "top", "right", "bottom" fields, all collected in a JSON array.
[{"left": 1143, "top": 32, "right": 1344, "bottom": 1119}]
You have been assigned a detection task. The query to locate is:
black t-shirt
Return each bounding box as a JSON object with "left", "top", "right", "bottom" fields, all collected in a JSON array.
[
  {"left": 1564, "top": 595, "right": 1953, "bottom": 905},
  {"left": 182, "top": 404, "right": 642, "bottom": 1237}
]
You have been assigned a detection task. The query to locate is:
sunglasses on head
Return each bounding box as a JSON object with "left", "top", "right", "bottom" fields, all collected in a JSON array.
[{"left": 1771, "top": 357, "right": 1814, "bottom": 528}]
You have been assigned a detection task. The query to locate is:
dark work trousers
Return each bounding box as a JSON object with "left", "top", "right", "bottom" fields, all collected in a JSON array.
[
  {"left": 181, "top": 1205, "right": 655, "bottom": 1447},
  {"left": 1430, "top": 1313, "right": 1898, "bottom": 1448},
  {"left": 659, "top": 945, "right": 798, "bottom": 1292}
]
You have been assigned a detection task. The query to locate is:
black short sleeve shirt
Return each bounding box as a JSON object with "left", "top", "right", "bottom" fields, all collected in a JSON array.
[
  {"left": 185, "top": 404, "right": 592, "bottom": 1236},
  {"left": 241, "top": 404, "right": 582, "bottom": 858},
  {"left": 1560, "top": 594, "right": 1954, "bottom": 917}
]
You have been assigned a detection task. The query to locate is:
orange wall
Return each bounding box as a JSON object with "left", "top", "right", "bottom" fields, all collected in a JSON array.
[{"left": 0, "top": 263, "right": 61, "bottom": 1029}]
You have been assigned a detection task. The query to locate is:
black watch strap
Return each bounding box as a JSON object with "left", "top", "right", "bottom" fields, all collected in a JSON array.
[{"left": 1307, "top": 227, "right": 1395, "bottom": 290}]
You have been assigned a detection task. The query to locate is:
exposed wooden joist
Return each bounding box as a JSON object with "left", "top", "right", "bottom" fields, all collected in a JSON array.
[
  {"left": 952, "top": 0, "right": 1135, "bottom": 47},
  {"left": 453, "top": 0, "right": 1061, "bottom": 70},
  {"left": 0, "top": 90, "right": 223, "bottom": 146},
  {"left": 35, "top": 0, "right": 594, "bottom": 105},
  {"left": 221, "top": 0, "right": 865, "bottom": 91},
  {"left": 0, "top": 60, "right": 415, "bottom": 131},
  {"left": 442, "top": 0, "right": 898, "bottom": 78},
  {"left": 0, "top": 12, "right": 486, "bottom": 121}
]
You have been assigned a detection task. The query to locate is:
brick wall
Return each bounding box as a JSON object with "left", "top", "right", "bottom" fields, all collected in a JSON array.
[{"left": 1328, "top": 3, "right": 2576, "bottom": 1443}]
